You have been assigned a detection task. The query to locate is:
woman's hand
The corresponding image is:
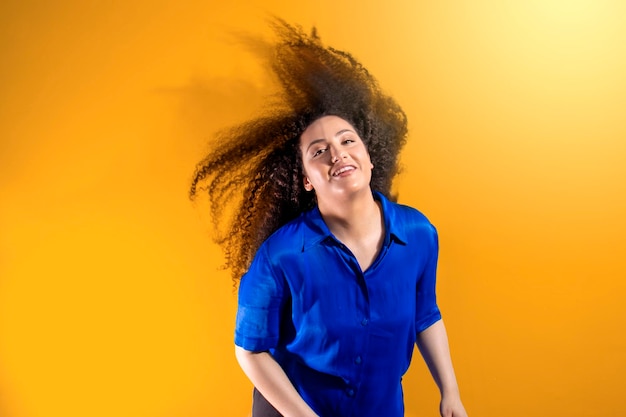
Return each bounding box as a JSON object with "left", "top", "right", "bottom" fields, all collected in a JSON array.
[
  {"left": 440, "top": 392, "right": 468, "bottom": 417},
  {"left": 416, "top": 320, "right": 468, "bottom": 417}
]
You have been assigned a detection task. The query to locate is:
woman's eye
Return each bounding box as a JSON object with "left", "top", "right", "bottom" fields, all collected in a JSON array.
[
  {"left": 313, "top": 148, "right": 326, "bottom": 157},
  {"left": 343, "top": 138, "right": 355, "bottom": 144}
]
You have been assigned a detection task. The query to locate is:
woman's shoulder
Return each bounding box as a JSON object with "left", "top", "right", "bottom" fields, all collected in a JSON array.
[
  {"left": 258, "top": 211, "right": 311, "bottom": 254},
  {"left": 378, "top": 192, "right": 436, "bottom": 232}
]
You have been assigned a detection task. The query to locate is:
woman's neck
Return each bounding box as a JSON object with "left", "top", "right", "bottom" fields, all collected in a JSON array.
[
  {"left": 318, "top": 189, "right": 385, "bottom": 271},
  {"left": 317, "top": 189, "right": 382, "bottom": 242}
]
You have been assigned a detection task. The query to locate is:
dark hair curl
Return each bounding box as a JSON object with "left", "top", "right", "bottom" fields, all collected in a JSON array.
[{"left": 190, "top": 19, "right": 408, "bottom": 283}]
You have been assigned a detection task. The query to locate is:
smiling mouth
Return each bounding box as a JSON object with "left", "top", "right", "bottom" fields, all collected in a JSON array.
[{"left": 332, "top": 166, "right": 356, "bottom": 176}]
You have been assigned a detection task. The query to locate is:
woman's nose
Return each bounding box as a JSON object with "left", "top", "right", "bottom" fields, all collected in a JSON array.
[{"left": 330, "top": 147, "right": 345, "bottom": 163}]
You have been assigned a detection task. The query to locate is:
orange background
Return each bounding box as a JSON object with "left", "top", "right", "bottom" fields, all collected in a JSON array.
[{"left": 1, "top": 1, "right": 625, "bottom": 416}]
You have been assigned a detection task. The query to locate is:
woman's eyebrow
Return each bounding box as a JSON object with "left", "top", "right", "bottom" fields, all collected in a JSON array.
[
  {"left": 306, "top": 138, "right": 327, "bottom": 151},
  {"left": 335, "top": 129, "right": 354, "bottom": 137},
  {"left": 306, "top": 129, "right": 356, "bottom": 151}
]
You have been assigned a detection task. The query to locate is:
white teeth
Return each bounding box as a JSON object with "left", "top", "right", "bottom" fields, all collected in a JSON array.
[{"left": 333, "top": 166, "right": 355, "bottom": 176}]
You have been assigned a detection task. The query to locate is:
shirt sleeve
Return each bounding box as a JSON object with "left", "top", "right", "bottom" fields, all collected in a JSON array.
[
  {"left": 415, "top": 223, "right": 442, "bottom": 333},
  {"left": 234, "top": 243, "right": 288, "bottom": 351}
]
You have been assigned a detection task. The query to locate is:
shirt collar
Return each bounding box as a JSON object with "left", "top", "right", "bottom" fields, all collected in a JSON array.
[{"left": 301, "top": 191, "right": 408, "bottom": 251}]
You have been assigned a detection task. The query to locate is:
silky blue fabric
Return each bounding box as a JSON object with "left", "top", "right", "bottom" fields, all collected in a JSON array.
[{"left": 235, "top": 191, "right": 442, "bottom": 417}]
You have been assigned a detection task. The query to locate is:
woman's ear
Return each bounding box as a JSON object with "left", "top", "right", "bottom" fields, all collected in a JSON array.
[{"left": 303, "top": 177, "right": 313, "bottom": 191}]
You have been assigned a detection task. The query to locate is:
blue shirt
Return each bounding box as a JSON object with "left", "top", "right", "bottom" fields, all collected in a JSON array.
[{"left": 235, "top": 191, "right": 442, "bottom": 417}]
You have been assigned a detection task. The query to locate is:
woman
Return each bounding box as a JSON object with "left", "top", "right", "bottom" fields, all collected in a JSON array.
[{"left": 190, "top": 19, "right": 468, "bottom": 417}]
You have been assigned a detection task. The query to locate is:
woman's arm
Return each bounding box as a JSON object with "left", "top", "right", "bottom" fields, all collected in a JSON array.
[
  {"left": 235, "top": 346, "right": 319, "bottom": 417},
  {"left": 416, "top": 320, "right": 468, "bottom": 417}
]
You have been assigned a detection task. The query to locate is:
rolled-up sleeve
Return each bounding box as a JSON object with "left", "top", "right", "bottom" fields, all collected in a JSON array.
[
  {"left": 235, "top": 244, "right": 287, "bottom": 351},
  {"left": 415, "top": 224, "right": 442, "bottom": 334}
]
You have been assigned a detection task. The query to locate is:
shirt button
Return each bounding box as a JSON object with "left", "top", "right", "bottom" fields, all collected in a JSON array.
[
  {"left": 354, "top": 356, "right": 362, "bottom": 365},
  {"left": 347, "top": 388, "right": 355, "bottom": 397},
  {"left": 361, "top": 318, "right": 368, "bottom": 326}
]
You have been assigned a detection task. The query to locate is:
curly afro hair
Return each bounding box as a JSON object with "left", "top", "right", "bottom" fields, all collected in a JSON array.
[{"left": 190, "top": 19, "right": 408, "bottom": 283}]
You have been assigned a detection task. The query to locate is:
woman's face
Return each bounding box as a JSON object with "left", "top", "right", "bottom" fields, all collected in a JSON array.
[{"left": 299, "top": 115, "right": 374, "bottom": 204}]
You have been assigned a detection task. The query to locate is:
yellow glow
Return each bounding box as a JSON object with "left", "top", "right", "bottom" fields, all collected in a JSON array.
[{"left": 1, "top": 1, "right": 625, "bottom": 416}]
